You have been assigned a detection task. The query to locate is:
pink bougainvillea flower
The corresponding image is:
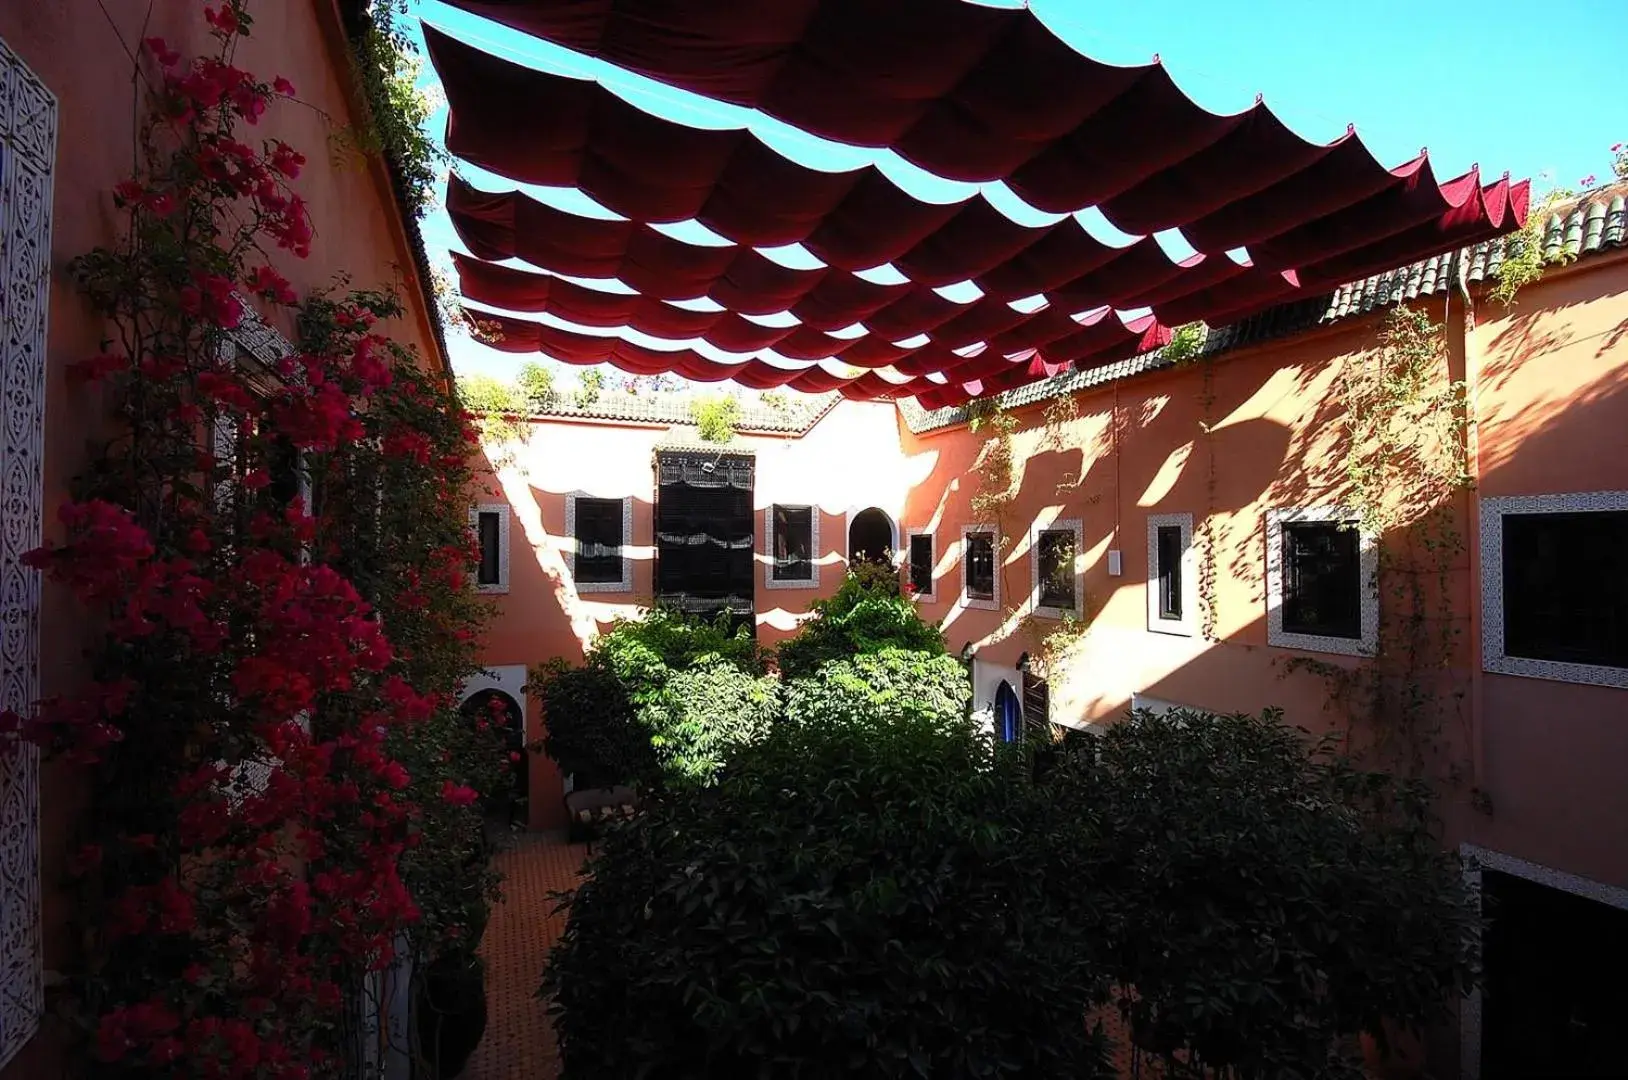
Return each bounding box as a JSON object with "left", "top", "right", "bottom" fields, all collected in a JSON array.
[{"left": 440, "top": 781, "right": 479, "bottom": 807}]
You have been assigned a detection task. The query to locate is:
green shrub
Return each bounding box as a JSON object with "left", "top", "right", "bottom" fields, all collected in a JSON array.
[
  {"left": 1052, "top": 708, "right": 1479, "bottom": 1076},
  {"left": 516, "top": 361, "right": 555, "bottom": 412},
  {"left": 536, "top": 609, "right": 772, "bottom": 791},
  {"left": 591, "top": 607, "right": 765, "bottom": 701},
  {"left": 690, "top": 393, "right": 741, "bottom": 443},
  {"left": 783, "top": 648, "right": 969, "bottom": 732},
  {"left": 529, "top": 659, "right": 653, "bottom": 789},
  {"left": 546, "top": 714, "right": 1113, "bottom": 1079},
  {"left": 642, "top": 662, "right": 781, "bottom": 789},
  {"left": 777, "top": 568, "right": 944, "bottom": 679}
]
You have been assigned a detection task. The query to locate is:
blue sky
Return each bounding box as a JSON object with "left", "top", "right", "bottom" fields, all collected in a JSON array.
[{"left": 406, "top": 0, "right": 1628, "bottom": 382}]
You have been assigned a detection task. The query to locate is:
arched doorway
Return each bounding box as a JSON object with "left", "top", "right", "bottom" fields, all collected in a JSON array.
[
  {"left": 460, "top": 689, "right": 527, "bottom": 826},
  {"left": 848, "top": 507, "right": 895, "bottom": 565},
  {"left": 994, "top": 680, "right": 1022, "bottom": 744}
]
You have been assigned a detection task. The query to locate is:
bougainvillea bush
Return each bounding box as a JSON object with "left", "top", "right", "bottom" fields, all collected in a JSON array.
[{"left": 0, "top": 4, "right": 507, "bottom": 1075}]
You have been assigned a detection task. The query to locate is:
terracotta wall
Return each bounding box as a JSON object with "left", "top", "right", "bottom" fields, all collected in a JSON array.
[
  {"left": 0, "top": 4, "right": 444, "bottom": 1076},
  {"left": 1460, "top": 251, "right": 1628, "bottom": 888},
  {"left": 483, "top": 252, "right": 1628, "bottom": 906},
  {"left": 475, "top": 398, "right": 911, "bottom": 826}
]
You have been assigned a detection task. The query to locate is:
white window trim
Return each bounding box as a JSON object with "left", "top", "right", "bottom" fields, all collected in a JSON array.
[
  {"left": 565, "top": 492, "right": 632, "bottom": 594},
  {"left": 1028, "top": 517, "right": 1084, "bottom": 620},
  {"left": 904, "top": 527, "right": 936, "bottom": 602},
  {"left": 764, "top": 503, "right": 819, "bottom": 590},
  {"left": 1479, "top": 490, "right": 1628, "bottom": 688},
  {"left": 960, "top": 523, "right": 1000, "bottom": 611},
  {"left": 470, "top": 503, "right": 512, "bottom": 595},
  {"left": 1265, "top": 506, "right": 1378, "bottom": 657},
  {"left": 0, "top": 37, "right": 54, "bottom": 1070},
  {"left": 1458, "top": 843, "right": 1628, "bottom": 1080},
  {"left": 1146, "top": 512, "right": 1197, "bottom": 637}
]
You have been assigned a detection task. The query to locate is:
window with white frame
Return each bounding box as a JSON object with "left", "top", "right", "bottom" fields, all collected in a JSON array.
[
  {"left": 905, "top": 529, "right": 935, "bottom": 600},
  {"left": 1481, "top": 491, "right": 1628, "bottom": 687},
  {"left": 961, "top": 525, "right": 999, "bottom": 609},
  {"left": 1265, "top": 507, "right": 1377, "bottom": 655},
  {"left": 765, "top": 504, "right": 817, "bottom": 588},
  {"left": 1146, "top": 513, "right": 1196, "bottom": 636},
  {"left": 1029, "top": 518, "right": 1083, "bottom": 618},
  {"left": 566, "top": 493, "right": 632, "bottom": 593},
  {"left": 470, "top": 504, "right": 511, "bottom": 594}
]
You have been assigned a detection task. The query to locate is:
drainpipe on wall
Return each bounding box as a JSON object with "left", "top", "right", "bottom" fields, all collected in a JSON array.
[{"left": 1452, "top": 259, "right": 1489, "bottom": 810}]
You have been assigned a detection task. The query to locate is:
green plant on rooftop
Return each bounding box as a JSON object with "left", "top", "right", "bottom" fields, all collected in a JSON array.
[
  {"left": 690, "top": 392, "right": 742, "bottom": 442},
  {"left": 1489, "top": 186, "right": 1577, "bottom": 306},
  {"left": 1161, "top": 320, "right": 1208, "bottom": 364},
  {"left": 1049, "top": 707, "right": 1478, "bottom": 1078},
  {"left": 573, "top": 367, "right": 605, "bottom": 408},
  {"left": 343, "top": 0, "right": 445, "bottom": 223},
  {"left": 545, "top": 711, "right": 1115, "bottom": 1079},
  {"left": 516, "top": 360, "right": 556, "bottom": 413},
  {"left": 760, "top": 389, "right": 790, "bottom": 412},
  {"left": 1613, "top": 141, "right": 1626, "bottom": 181},
  {"left": 776, "top": 565, "right": 946, "bottom": 680},
  {"left": 456, "top": 372, "right": 529, "bottom": 449},
  {"left": 783, "top": 647, "right": 971, "bottom": 732}
]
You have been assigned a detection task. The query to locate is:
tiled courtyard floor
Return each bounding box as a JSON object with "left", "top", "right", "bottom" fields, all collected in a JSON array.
[{"left": 465, "top": 832, "right": 587, "bottom": 1080}]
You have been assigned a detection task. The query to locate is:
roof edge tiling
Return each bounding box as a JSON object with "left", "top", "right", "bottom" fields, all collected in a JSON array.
[
  {"left": 901, "top": 182, "right": 1628, "bottom": 436},
  {"left": 525, "top": 390, "right": 843, "bottom": 434}
]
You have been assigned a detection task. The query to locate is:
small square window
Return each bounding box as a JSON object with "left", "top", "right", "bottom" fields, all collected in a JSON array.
[
  {"left": 965, "top": 531, "right": 995, "bottom": 602},
  {"left": 1281, "top": 521, "right": 1361, "bottom": 639},
  {"left": 477, "top": 511, "right": 502, "bottom": 586},
  {"left": 1036, "top": 529, "right": 1076, "bottom": 610},
  {"left": 772, "top": 505, "right": 814, "bottom": 582},
  {"left": 1156, "top": 525, "right": 1184, "bottom": 620},
  {"left": 908, "top": 532, "right": 934, "bottom": 597},
  {"left": 574, "top": 497, "right": 625, "bottom": 584},
  {"left": 569, "top": 494, "right": 631, "bottom": 593},
  {"left": 470, "top": 504, "right": 511, "bottom": 594},
  {"left": 1502, "top": 509, "right": 1628, "bottom": 669},
  {"left": 1266, "top": 507, "right": 1374, "bottom": 655},
  {"left": 1147, "top": 513, "right": 1195, "bottom": 636}
]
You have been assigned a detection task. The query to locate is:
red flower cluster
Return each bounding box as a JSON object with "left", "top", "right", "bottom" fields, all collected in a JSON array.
[{"left": 40, "top": 11, "right": 508, "bottom": 1077}]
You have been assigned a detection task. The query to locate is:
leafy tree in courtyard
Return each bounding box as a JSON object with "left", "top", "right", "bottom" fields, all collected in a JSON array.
[
  {"left": 545, "top": 713, "right": 1113, "bottom": 1079},
  {"left": 1044, "top": 708, "right": 1479, "bottom": 1078},
  {"left": 776, "top": 563, "right": 946, "bottom": 679},
  {"left": 783, "top": 647, "right": 969, "bottom": 731},
  {"left": 532, "top": 608, "right": 772, "bottom": 790}
]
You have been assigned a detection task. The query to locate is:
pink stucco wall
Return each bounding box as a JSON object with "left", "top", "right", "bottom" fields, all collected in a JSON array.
[
  {"left": 1, "top": 3, "right": 446, "bottom": 1074},
  {"left": 484, "top": 251, "right": 1628, "bottom": 908}
]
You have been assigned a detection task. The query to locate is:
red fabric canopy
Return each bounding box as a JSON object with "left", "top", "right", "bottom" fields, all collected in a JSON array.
[
  {"left": 447, "top": 175, "right": 1408, "bottom": 339},
  {"left": 426, "top": 12, "right": 1529, "bottom": 406},
  {"left": 461, "top": 297, "right": 1163, "bottom": 406},
  {"left": 426, "top": 18, "right": 1526, "bottom": 260}
]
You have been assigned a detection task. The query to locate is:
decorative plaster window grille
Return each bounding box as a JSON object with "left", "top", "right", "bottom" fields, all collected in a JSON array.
[
  {"left": 469, "top": 504, "right": 511, "bottom": 594},
  {"left": 573, "top": 497, "right": 625, "bottom": 584},
  {"left": 770, "top": 505, "right": 814, "bottom": 583},
  {"left": 1481, "top": 492, "right": 1628, "bottom": 687},
  {"left": 1265, "top": 507, "right": 1377, "bottom": 656},
  {"left": 566, "top": 493, "right": 632, "bottom": 593},
  {"left": 1146, "top": 513, "right": 1196, "bottom": 637},
  {"left": 0, "top": 37, "right": 56, "bottom": 1070}
]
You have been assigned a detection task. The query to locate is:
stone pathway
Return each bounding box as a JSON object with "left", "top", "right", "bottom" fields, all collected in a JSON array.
[{"left": 465, "top": 832, "right": 587, "bottom": 1080}]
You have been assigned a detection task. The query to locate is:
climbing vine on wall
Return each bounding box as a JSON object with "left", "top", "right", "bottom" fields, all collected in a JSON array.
[{"left": 1285, "top": 305, "right": 1481, "bottom": 798}]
